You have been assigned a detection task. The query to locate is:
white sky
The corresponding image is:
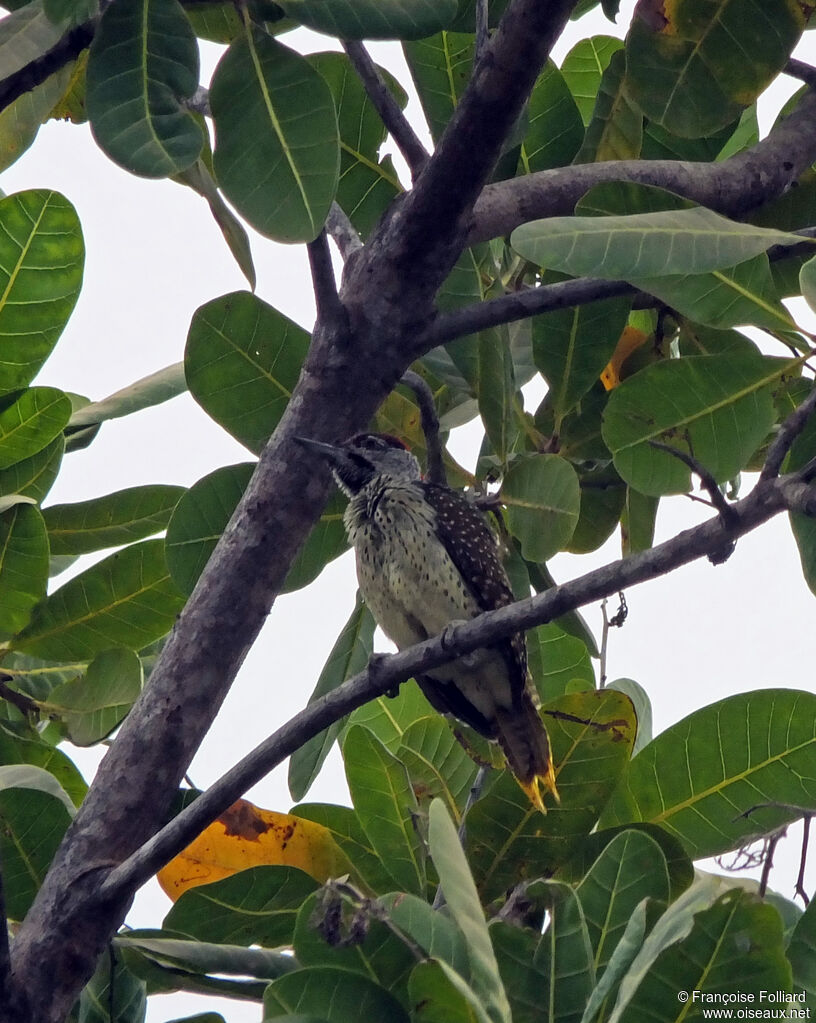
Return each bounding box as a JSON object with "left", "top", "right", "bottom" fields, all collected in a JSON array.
[{"left": 1, "top": 2, "right": 815, "bottom": 1019}]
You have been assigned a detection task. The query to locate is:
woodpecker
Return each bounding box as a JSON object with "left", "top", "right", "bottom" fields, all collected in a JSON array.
[{"left": 297, "top": 432, "right": 558, "bottom": 813}]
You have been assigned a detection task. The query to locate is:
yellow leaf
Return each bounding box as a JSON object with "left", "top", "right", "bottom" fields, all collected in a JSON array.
[
  {"left": 157, "top": 798, "right": 352, "bottom": 901},
  {"left": 601, "top": 326, "right": 650, "bottom": 390}
]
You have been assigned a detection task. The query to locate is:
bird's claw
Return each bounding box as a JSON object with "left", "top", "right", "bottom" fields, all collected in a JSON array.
[{"left": 440, "top": 620, "right": 466, "bottom": 651}]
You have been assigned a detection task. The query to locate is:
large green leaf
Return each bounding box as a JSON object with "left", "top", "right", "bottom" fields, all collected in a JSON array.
[
  {"left": 576, "top": 830, "right": 670, "bottom": 978},
  {"left": 532, "top": 289, "right": 630, "bottom": 423},
  {"left": 211, "top": 28, "right": 339, "bottom": 242},
  {"left": 185, "top": 291, "right": 309, "bottom": 453},
  {"left": 574, "top": 50, "right": 641, "bottom": 164},
  {"left": 288, "top": 594, "right": 376, "bottom": 802},
  {"left": 86, "top": 0, "right": 204, "bottom": 177},
  {"left": 13, "top": 539, "right": 185, "bottom": 661},
  {"left": 560, "top": 35, "right": 623, "bottom": 126},
  {"left": 0, "top": 435, "right": 63, "bottom": 503},
  {"left": 428, "top": 799, "right": 512, "bottom": 1023},
  {"left": 519, "top": 61, "right": 584, "bottom": 173},
  {"left": 44, "top": 647, "right": 143, "bottom": 746},
  {"left": 466, "top": 690, "right": 636, "bottom": 901},
  {"left": 346, "top": 678, "right": 434, "bottom": 752},
  {"left": 264, "top": 965, "right": 409, "bottom": 1022},
  {"left": 0, "top": 65, "right": 74, "bottom": 174},
  {"left": 609, "top": 888, "right": 790, "bottom": 1022},
  {"left": 600, "top": 689, "right": 816, "bottom": 860},
  {"left": 0, "top": 190, "right": 83, "bottom": 395},
  {"left": 492, "top": 882, "right": 594, "bottom": 1023},
  {"left": 44, "top": 485, "right": 184, "bottom": 555},
  {"left": 527, "top": 623, "right": 595, "bottom": 702},
  {"left": 408, "top": 960, "right": 493, "bottom": 1023},
  {"left": 397, "top": 716, "right": 478, "bottom": 821},
  {"left": 380, "top": 890, "right": 470, "bottom": 976},
  {"left": 308, "top": 51, "right": 404, "bottom": 237},
  {"left": 281, "top": 0, "right": 456, "bottom": 39},
  {"left": 0, "top": 0, "right": 67, "bottom": 80},
  {"left": 501, "top": 454, "right": 580, "bottom": 561},
  {"left": 343, "top": 724, "right": 426, "bottom": 897},
  {"left": 624, "top": 0, "right": 806, "bottom": 137},
  {"left": 601, "top": 353, "right": 782, "bottom": 496},
  {"left": 164, "top": 864, "right": 318, "bottom": 946},
  {"left": 77, "top": 944, "right": 147, "bottom": 1023},
  {"left": 0, "top": 725, "right": 87, "bottom": 805},
  {"left": 477, "top": 328, "right": 518, "bottom": 466},
  {"left": 403, "top": 31, "right": 474, "bottom": 143},
  {"left": 0, "top": 386, "right": 72, "bottom": 468},
  {"left": 511, "top": 207, "right": 806, "bottom": 280},
  {"left": 787, "top": 897, "right": 816, "bottom": 1008},
  {"left": 0, "top": 503, "right": 48, "bottom": 641},
  {"left": 0, "top": 765, "right": 73, "bottom": 919},
  {"left": 65, "top": 362, "right": 187, "bottom": 434},
  {"left": 164, "top": 463, "right": 347, "bottom": 596}
]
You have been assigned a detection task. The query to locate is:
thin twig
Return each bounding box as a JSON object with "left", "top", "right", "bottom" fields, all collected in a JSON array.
[
  {"left": 400, "top": 370, "right": 446, "bottom": 484},
  {"left": 342, "top": 40, "right": 429, "bottom": 179},
  {"left": 326, "top": 203, "right": 363, "bottom": 261},
  {"left": 0, "top": 675, "right": 38, "bottom": 718},
  {"left": 648, "top": 440, "right": 737, "bottom": 528},
  {"left": 795, "top": 816, "right": 812, "bottom": 906},
  {"left": 759, "top": 832, "right": 782, "bottom": 898},
  {"left": 307, "top": 230, "right": 346, "bottom": 328},
  {"left": 760, "top": 384, "right": 816, "bottom": 480}
]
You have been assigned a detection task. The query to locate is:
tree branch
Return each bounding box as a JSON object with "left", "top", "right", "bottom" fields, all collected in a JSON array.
[
  {"left": 307, "top": 229, "right": 346, "bottom": 328},
  {"left": 399, "top": 370, "right": 446, "bottom": 484},
  {"left": 468, "top": 87, "right": 816, "bottom": 244},
  {"left": 342, "top": 40, "right": 429, "bottom": 179},
  {"left": 760, "top": 382, "right": 816, "bottom": 480},
  {"left": 97, "top": 463, "right": 816, "bottom": 903},
  {"left": 0, "top": 20, "right": 95, "bottom": 115},
  {"left": 326, "top": 202, "right": 363, "bottom": 261}
]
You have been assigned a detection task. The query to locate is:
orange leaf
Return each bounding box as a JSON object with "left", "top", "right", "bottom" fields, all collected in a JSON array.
[
  {"left": 601, "top": 326, "right": 650, "bottom": 390},
  {"left": 157, "top": 798, "right": 352, "bottom": 901}
]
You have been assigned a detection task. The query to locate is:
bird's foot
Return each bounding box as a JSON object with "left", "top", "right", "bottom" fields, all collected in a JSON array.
[
  {"left": 368, "top": 651, "right": 400, "bottom": 698},
  {"left": 440, "top": 620, "right": 467, "bottom": 651}
]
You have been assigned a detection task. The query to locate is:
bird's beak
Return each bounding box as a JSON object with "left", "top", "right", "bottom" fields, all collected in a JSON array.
[{"left": 293, "top": 435, "right": 349, "bottom": 471}]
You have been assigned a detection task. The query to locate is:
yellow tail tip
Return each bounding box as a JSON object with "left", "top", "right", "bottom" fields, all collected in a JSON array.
[{"left": 518, "top": 763, "right": 560, "bottom": 814}]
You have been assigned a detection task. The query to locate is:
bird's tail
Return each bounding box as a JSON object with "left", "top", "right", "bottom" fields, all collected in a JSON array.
[{"left": 495, "top": 696, "right": 560, "bottom": 814}]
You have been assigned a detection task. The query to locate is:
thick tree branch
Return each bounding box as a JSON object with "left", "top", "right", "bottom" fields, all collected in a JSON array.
[
  {"left": 98, "top": 463, "right": 816, "bottom": 901},
  {"left": 0, "top": 20, "right": 94, "bottom": 115},
  {"left": 342, "top": 40, "right": 429, "bottom": 179},
  {"left": 467, "top": 88, "right": 816, "bottom": 243}
]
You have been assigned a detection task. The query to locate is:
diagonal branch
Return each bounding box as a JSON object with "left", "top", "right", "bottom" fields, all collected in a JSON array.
[
  {"left": 343, "top": 40, "right": 429, "bottom": 179},
  {"left": 97, "top": 463, "right": 816, "bottom": 901},
  {"left": 0, "top": 20, "right": 95, "bottom": 114}
]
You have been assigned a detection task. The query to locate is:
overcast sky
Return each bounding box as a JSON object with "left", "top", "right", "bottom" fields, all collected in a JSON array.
[{"left": 2, "top": 3, "right": 815, "bottom": 1019}]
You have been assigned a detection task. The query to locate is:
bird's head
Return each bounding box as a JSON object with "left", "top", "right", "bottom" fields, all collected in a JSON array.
[{"left": 295, "top": 432, "right": 421, "bottom": 496}]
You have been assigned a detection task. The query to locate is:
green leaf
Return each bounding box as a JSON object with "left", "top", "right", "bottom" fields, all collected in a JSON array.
[
  {"left": 532, "top": 291, "right": 630, "bottom": 422},
  {"left": 527, "top": 623, "right": 595, "bottom": 702},
  {"left": 518, "top": 61, "right": 583, "bottom": 173},
  {"left": 624, "top": 0, "right": 806, "bottom": 137},
  {"left": 281, "top": 0, "right": 456, "bottom": 39},
  {"left": 264, "top": 966, "right": 409, "bottom": 1021},
  {"left": 560, "top": 35, "right": 623, "bottom": 125},
  {"left": 607, "top": 677, "right": 652, "bottom": 755},
  {"left": 477, "top": 328, "right": 518, "bottom": 466},
  {"left": 13, "top": 539, "right": 185, "bottom": 661},
  {"left": 185, "top": 291, "right": 310, "bottom": 453},
  {"left": 86, "top": 0, "right": 203, "bottom": 177},
  {"left": 0, "top": 65, "right": 74, "bottom": 174},
  {"left": 512, "top": 207, "right": 807, "bottom": 280},
  {"left": 787, "top": 896, "right": 816, "bottom": 1008},
  {"left": 66, "top": 362, "right": 187, "bottom": 433},
  {"left": 501, "top": 454, "right": 580, "bottom": 561},
  {"left": 568, "top": 471, "right": 625, "bottom": 555},
  {"left": 343, "top": 724, "right": 426, "bottom": 897},
  {"left": 574, "top": 49, "right": 641, "bottom": 164},
  {"left": 467, "top": 690, "right": 636, "bottom": 901},
  {"left": 428, "top": 799, "right": 512, "bottom": 1023},
  {"left": 621, "top": 487, "right": 657, "bottom": 555},
  {"left": 380, "top": 891, "right": 470, "bottom": 976},
  {"left": 78, "top": 944, "right": 147, "bottom": 1023},
  {"left": 211, "top": 28, "right": 339, "bottom": 243},
  {"left": 288, "top": 594, "right": 375, "bottom": 801},
  {"left": 0, "top": 386, "right": 72, "bottom": 467},
  {"left": 0, "top": 725, "right": 87, "bottom": 805},
  {"left": 800, "top": 254, "right": 816, "bottom": 315},
  {"left": 403, "top": 31, "right": 474, "bottom": 143},
  {"left": 0, "top": 503, "right": 48, "bottom": 641},
  {"left": 609, "top": 888, "right": 790, "bottom": 1022},
  {"left": 0, "top": 189, "right": 83, "bottom": 396},
  {"left": 44, "top": 485, "right": 184, "bottom": 555},
  {"left": 346, "top": 678, "right": 434, "bottom": 752},
  {"left": 308, "top": 51, "right": 404, "bottom": 238},
  {"left": 576, "top": 830, "right": 669, "bottom": 978},
  {"left": 602, "top": 353, "right": 782, "bottom": 496},
  {"left": 409, "top": 960, "right": 492, "bottom": 1023},
  {"left": 45, "top": 647, "right": 143, "bottom": 745},
  {"left": 397, "top": 716, "right": 478, "bottom": 821},
  {"left": 165, "top": 463, "right": 347, "bottom": 596},
  {"left": 164, "top": 864, "right": 318, "bottom": 946},
  {"left": 492, "top": 882, "right": 594, "bottom": 1023},
  {"left": 0, "top": 435, "right": 62, "bottom": 504},
  {"left": 291, "top": 803, "right": 397, "bottom": 895},
  {"left": 0, "top": 1, "right": 68, "bottom": 80},
  {"left": 600, "top": 688, "right": 816, "bottom": 860},
  {"left": 0, "top": 765, "right": 73, "bottom": 919}
]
